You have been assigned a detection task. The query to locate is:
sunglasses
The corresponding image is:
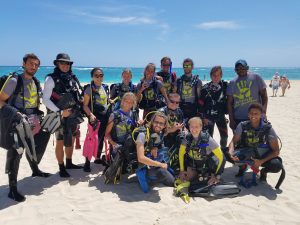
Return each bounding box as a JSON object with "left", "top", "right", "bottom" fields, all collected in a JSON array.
[
  {"left": 183, "top": 64, "right": 192, "bottom": 69},
  {"left": 170, "top": 99, "right": 180, "bottom": 104},
  {"left": 94, "top": 74, "right": 104, "bottom": 78},
  {"left": 59, "top": 61, "right": 71, "bottom": 66},
  {"left": 162, "top": 64, "right": 170, "bottom": 67},
  {"left": 153, "top": 121, "right": 165, "bottom": 126}
]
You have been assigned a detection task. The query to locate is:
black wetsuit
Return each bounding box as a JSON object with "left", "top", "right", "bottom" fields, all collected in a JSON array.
[{"left": 199, "top": 81, "right": 228, "bottom": 149}]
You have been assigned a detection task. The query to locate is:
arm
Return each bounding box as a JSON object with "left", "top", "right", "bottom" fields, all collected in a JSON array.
[
  {"left": 227, "top": 95, "right": 236, "bottom": 129},
  {"left": 83, "top": 93, "right": 96, "bottom": 122},
  {"left": 252, "top": 138, "right": 280, "bottom": 168},
  {"left": 212, "top": 147, "right": 225, "bottom": 175},
  {"left": 0, "top": 91, "right": 10, "bottom": 102},
  {"left": 228, "top": 134, "right": 241, "bottom": 161},
  {"left": 0, "top": 77, "right": 17, "bottom": 102},
  {"left": 259, "top": 88, "right": 268, "bottom": 115},
  {"left": 136, "top": 142, "right": 167, "bottom": 168},
  {"left": 105, "top": 117, "right": 118, "bottom": 148},
  {"left": 179, "top": 144, "right": 186, "bottom": 172},
  {"left": 42, "top": 76, "right": 60, "bottom": 112},
  {"left": 136, "top": 83, "right": 147, "bottom": 103},
  {"left": 159, "top": 86, "right": 169, "bottom": 104}
]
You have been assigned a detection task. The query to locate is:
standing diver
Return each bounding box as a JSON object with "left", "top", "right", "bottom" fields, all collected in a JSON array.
[
  {"left": 43, "top": 53, "right": 84, "bottom": 177},
  {"left": 198, "top": 66, "right": 228, "bottom": 149},
  {"left": 0, "top": 53, "right": 50, "bottom": 202}
]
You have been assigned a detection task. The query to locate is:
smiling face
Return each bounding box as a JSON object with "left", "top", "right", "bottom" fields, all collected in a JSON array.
[
  {"left": 248, "top": 108, "right": 262, "bottom": 126},
  {"left": 188, "top": 117, "right": 202, "bottom": 138},
  {"left": 151, "top": 115, "right": 166, "bottom": 133},
  {"left": 92, "top": 69, "right": 104, "bottom": 85},
  {"left": 57, "top": 61, "right": 71, "bottom": 73},
  {"left": 161, "top": 58, "right": 171, "bottom": 73},
  {"left": 144, "top": 64, "right": 155, "bottom": 80},
  {"left": 120, "top": 93, "right": 136, "bottom": 112},
  {"left": 235, "top": 64, "right": 248, "bottom": 77}
]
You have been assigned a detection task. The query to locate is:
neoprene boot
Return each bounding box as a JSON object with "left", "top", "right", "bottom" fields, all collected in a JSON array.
[
  {"left": 29, "top": 160, "right": 51, "bottom": 177},
  {"left": 66, "top": 158, "right": 83, "bottom": 169},
  {"left": 8, "top": 186, "right": 25, "bottom": 202},
  {"left": 83, "top": 157, "right": 91, "bottom": 172},
  {"left": 59, "top": 163, "right": 70, "bottom": 177},
  {"left": 8, "top": 172, "right": 25, "bottom": 202}
]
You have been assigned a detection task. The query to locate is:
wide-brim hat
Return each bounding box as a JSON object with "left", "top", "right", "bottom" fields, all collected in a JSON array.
[{"left": 53, "top": 53, "right": 73, "bottom": 65}]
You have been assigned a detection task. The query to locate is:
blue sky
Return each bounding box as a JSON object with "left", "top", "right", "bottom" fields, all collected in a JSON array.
[{"left": 1, "top": 0, "right": 300, "bottom": 67}]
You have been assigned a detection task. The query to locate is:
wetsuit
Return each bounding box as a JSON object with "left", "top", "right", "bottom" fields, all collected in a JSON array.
[{"left": 199, "top": 80, "right": 228, "bottom": 148}]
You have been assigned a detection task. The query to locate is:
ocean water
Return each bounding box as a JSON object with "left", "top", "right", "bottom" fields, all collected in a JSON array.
[{"left": 1, "top": 66, "right": 299, "bottom": 84}]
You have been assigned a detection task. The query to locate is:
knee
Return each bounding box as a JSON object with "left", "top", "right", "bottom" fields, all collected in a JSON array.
[{"left": 264, "top": 158, "right": 283, "bottom": 173}]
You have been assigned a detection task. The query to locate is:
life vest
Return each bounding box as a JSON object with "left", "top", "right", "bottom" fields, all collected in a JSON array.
[
  {"left": 110, "top": 109, "right": 136, "bottom": 144},
  {"left": 185, "top": 131, "right": 212, "bottom": 161},
  {"left": 177, "top": 74, "right": 200, "bottom": 103},
  {"left": 47, "top": 68, "right": 82, "bottom": 109},
  {"left": 139, "top": 78, "right": 159, "bottom": 109},
  {"left": 200, "top": 80, "right": 228, "bottom": 118},
  {"left": 158, "top": 106, "right": 183, "bottom": 127},
  {"left": 239, "top": 120, "right": 272, "bottom": 149},
  {"left": 83, "top": 82, "right": 109, "bottom": 115},
  {"left": 0, "top": 73, "right": 42, "bottom": 113},
  {"left": 132, "top": 126, "right": 164, "bottom": 154},
  {"left": 110, "top": 82, "right": 135, "bottom": 99},
  {"left": 156, "top": 71, "right": 176, "bottom": 94}
]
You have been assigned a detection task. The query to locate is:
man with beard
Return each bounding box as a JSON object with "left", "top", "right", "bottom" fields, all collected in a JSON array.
[{"left": 0, "top": 53, "right": 50, "bottom": 202}]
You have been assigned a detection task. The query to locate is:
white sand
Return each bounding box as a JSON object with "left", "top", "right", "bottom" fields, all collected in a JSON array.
[{"left": 0, "top": 81, "right": 299, "bottom": 225}]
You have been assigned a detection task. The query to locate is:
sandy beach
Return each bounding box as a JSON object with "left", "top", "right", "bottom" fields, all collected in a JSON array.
[{"left": 0, "top": 81, "right": 299, "bottom": 225}]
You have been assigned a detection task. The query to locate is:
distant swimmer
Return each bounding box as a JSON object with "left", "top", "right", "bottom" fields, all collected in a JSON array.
[
  {"left": 269, "top": 72, "right": 280, "bottom": 97},
  {"left": 279, "top": 75, "right": 291, "bottom": 97}
]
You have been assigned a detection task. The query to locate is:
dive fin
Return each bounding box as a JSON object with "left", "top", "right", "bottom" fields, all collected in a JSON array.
[
  {"left": 174, "top": 179, "right": 190, "bottom": 204},
  {"left": 41, "top": 112, "right": 61, "bottom": 133},
  {"left": 136, "top": 167, "right": 149, "bottom": 193}
]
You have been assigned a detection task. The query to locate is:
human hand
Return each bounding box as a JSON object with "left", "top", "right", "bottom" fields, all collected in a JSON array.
[
  {"left": 174, "top": 122, "right": 184, "bottom": 131},
  {"left": 251, "top": 158, "right": 263, "bottom": 169},
  {"left": 208, "top": 175, "right": 220, "bottom": 185},
  {"left": 89, "top": 113, "right": 96, "bottom": 123},
  {"left": 160, "top": 163, "right": 168, "bottom": 169}
]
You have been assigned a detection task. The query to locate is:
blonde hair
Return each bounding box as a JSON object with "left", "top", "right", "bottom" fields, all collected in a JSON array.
[
  {"left": 121, "top": 92, "right": 137, "bottom": 108},
  {"left": 188, "top": 117, "right": 203, "bottom": 127}
]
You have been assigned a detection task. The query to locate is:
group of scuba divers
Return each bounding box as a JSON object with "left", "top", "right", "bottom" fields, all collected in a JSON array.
[{"left": 0, "top": 53, "right": 285, "bottom": 203}]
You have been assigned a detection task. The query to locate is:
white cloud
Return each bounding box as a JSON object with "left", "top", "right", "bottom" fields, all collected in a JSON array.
[{"left": 195, "top": 21, "right": 240, "bottom": 30}]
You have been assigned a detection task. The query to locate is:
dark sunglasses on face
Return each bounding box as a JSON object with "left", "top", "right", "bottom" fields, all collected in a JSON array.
[
  {"left": 183, "top": 64, "right": 192, "bottom": 69},
  {"left": 162, "top": 64, "right": 170, "bottom": 67},
  {"left": 170, "top": 99, "right": 180, "bottom": 104},
  {"left": 59, "top": 61, "right": 71, "bottom": 66},
  {"left": 94, "top": 74, "right": 104, "bottom": 78}
]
